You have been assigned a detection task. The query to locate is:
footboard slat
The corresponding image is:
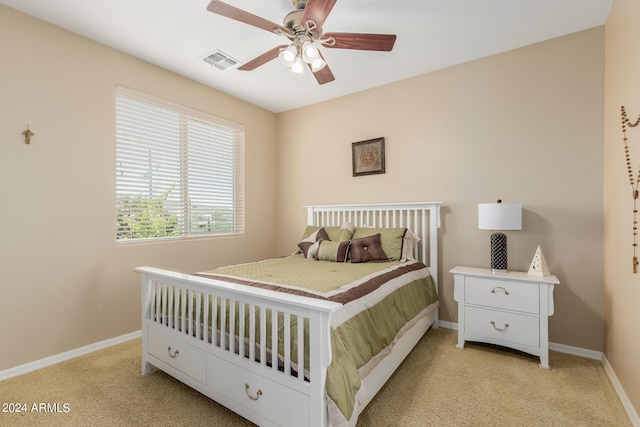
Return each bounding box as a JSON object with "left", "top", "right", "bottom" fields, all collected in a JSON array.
[
  {"left": 259, "top": 306, "right": 267, "bottom": 367},
  {"left": 284, "top": 312, "right": 291, "bottom": 377},
  {"left": 195, "top": 292, "right": 201, "bottom": 340},
  {"left": 297, "top": 316, "right": 305, "bottom": 382},
  {"left": 212, "top": 295, "right": 218, "bottom": 348},
  {"left": 220, "top": 296, "right": 227, "bottom": 350},
  {"left": 154, "top": 282, "right": 160, "bottom": 324},
  {"left": 239, "top": 302, "right": 245, "bottom": 358},
  {"left": 188, "top": 289, "right": 194, "bottom": 337},
  {"left": 229, "top": 297, "right": 235, "bottom": 355},
  {"left": 179, "top": 288, "right": 185, "bottom": 333},
  {"left": 173, "top": 287, "right": 179, "bottom": 329},
  {"left": 203, "top": 294, "right": 209, "bottom": 344},
  {"left": 271, "top": 308, "right": 278, "bottom": 373},
  {"left": 161, "top": 284, "right": 167, "bottom": 327},
  {"left": 248, "top": 303, "right": 255, "bottom": 364}
]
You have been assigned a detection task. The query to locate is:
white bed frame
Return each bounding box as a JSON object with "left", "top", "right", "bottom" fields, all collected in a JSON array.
[{"left": 137, "top": 202, "right": 441, "bottom": 427}]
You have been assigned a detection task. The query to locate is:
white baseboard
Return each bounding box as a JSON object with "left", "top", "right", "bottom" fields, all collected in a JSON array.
[
  {"left": 603, "top": 355, "right": 640, "bottom": 427},
  {"left": 0, "top": 330, "right": 141, "bottom": 381},
  {"left": 439, "top": 321, "right": 638, "bottom": 425},
  {"left": 548, "top": 341, "right": 603, "bottom": 360},
  {"left": 437, "top": 320, "right": 457, "bottom": 330}
]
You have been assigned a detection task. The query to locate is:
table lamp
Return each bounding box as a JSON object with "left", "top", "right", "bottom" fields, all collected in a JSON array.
[{"left": 478, "top": 200, "right": 522, "bottom": 272}]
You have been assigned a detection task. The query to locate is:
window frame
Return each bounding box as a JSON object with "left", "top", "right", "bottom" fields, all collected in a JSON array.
[{"left": 115, "top": 86, "right": 245, "bottom": 243}]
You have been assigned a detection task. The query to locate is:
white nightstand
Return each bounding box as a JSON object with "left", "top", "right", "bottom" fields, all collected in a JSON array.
[{"left": 450, "top": 266, "right": 559, "bottom": 369}]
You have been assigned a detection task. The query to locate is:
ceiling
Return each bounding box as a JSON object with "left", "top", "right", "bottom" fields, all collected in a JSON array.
[{"left": 0, "top": 0, "right": 613, "bottom": 113}]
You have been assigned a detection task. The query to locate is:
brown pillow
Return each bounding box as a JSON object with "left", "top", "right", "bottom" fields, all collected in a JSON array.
[{"left": 350, "top": 234, "right": 389, "bottom": 263}]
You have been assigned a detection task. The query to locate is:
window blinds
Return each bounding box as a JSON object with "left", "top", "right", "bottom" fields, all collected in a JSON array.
[{"left": 116, "top": 87, "right": 244, "bottom": 241}]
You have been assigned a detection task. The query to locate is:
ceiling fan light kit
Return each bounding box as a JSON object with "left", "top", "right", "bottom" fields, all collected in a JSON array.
[
  {"left": 278, "top": 34, "right": 326, "bottom": 75},
  {"left": 207, "top": 0, "right": 397, "bottom": 84}
]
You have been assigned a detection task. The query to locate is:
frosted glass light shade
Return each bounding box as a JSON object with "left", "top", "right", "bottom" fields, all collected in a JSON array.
[
  {"left": 301, "top": 41, "right": 319, "bottom": 63},
  {"left": 478, "top": 202, "right": 522, "bottom": 231},
  {"left": 290, "top": 56, "right": 305, "bottom": 74},
  {"left": 310, "top": 57, "right": 326, "bottom": 72},
  {"left": 279, "top": 45, "right": 297, "bottom": 66}
]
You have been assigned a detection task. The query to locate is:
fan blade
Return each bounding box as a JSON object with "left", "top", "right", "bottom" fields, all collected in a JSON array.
[
  {"left": 300, "top": 0, "right": 337, "bottom": 31},
  {"left": 323, "top": 32, "right": 396, "bottom": 51},
  {"left": 207, "top": 0, "right": 289, "bottom": 34},
  {"left": 309, "top": 52, "right": 335, "bottom": 85},
  {"left": 238, "top": 45, "right": 288, "bottom": 71}
]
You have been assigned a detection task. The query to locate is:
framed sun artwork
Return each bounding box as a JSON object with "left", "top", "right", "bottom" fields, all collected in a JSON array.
[{"left": 352, "top": 137, "right": 385, "bottom": 177}]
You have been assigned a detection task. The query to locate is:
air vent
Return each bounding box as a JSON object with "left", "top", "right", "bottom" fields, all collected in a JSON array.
[{"left": 202, "top": 50, "right": 240, "bottom": 70}]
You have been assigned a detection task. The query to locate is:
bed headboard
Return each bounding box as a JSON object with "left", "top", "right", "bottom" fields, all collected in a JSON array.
[{"left": 305, "top": 202, "right": 442, "bottom": 291}]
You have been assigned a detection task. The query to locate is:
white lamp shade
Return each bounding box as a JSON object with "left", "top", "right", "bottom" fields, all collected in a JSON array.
[{"left": 478, "top": 202, "right": 522, "bottom": 230}]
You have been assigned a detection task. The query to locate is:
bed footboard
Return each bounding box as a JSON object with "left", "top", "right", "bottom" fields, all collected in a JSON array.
[{"left": 137, "top": 267, "right": 340, "bottom": 427}]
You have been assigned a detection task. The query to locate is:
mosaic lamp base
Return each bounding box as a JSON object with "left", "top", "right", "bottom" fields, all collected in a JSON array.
[{"left": 490, "top": 232, "right": 508, "bottom": 272}]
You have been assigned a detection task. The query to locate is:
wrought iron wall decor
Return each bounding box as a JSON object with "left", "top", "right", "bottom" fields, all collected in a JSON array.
[{"left": 620, "top": 106, "right": 640, "bottom": 273}]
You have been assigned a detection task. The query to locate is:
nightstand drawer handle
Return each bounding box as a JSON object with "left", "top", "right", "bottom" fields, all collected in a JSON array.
[
  {"left": 491, "top": 321, "right": 509, "bottom": 332},
  {"left": 491, "top": 287, "right": 510, "bottom": 295}
]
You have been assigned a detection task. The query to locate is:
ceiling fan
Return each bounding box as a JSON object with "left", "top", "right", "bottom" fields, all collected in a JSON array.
[{"left": 207, "top": 0, "right": 397, "bottom": 85}]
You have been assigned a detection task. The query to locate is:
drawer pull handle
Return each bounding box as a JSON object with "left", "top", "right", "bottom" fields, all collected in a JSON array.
[
  {"left": 491, "top": 287, "right": 510, "bottom": 295},
  {"left": 491, "top": 321, "right": 510, "bottom": 332},
  {"left": 167, "top": 346, "right": 179, "bottom": 359},
  {"left": 245, "top": 383, "right": 263, "bottom": 401}
]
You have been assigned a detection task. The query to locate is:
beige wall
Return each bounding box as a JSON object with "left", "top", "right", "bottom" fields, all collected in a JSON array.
[
  {"left": 0, "top": 6, "right": 278, "bottom": 371},
  {"left": 276, "top": 28, "right": 605, "bottom": 352},
  {"left": 604, "top": 0, "right": 640, "bottom": 416}
]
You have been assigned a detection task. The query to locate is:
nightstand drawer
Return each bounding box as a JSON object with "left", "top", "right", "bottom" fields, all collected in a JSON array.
[
  {"left": 465, "top": 306, "right": 540, "bottom": 348},
  {"left": 465, "top": 276, "right": 539, "bottom": 314}
]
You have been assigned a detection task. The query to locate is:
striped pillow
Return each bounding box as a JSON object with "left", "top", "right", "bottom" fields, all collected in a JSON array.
[
  {"left": 298, "top": 227, "right": 329, "bottom": 258},
  {"left": 317, "top": 240, "right": 350, "bottom": 262}
]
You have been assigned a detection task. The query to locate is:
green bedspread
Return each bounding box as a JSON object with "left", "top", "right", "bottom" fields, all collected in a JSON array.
[{"left": 198, "top": 255, "right": 438, "bottom": 427}]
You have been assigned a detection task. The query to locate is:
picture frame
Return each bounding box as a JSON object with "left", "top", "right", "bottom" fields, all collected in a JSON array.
[{"left": 352, "top": 137, "right": 385, "bottom": 177}]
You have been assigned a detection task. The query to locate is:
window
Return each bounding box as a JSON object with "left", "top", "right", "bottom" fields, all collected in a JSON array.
[{"left": 116, "top": 87, "right": 244, "bottom": 241}]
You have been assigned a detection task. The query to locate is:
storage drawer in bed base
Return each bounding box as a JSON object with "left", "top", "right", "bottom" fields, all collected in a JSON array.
[
  {"left": 207, "top": 354, "right": 309, "bottom": 427},
  {"left": 146, "top": 327, "right": 206, "bottom": 384}
]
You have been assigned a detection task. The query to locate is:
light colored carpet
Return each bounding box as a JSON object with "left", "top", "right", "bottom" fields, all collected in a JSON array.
[{"left": 0, "top": 328, "right": 630, "bottom": 426}]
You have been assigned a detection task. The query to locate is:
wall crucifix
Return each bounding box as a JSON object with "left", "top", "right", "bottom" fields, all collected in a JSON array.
[{"left": 22, "top": 125, "right": 35, "bottom": 145}]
